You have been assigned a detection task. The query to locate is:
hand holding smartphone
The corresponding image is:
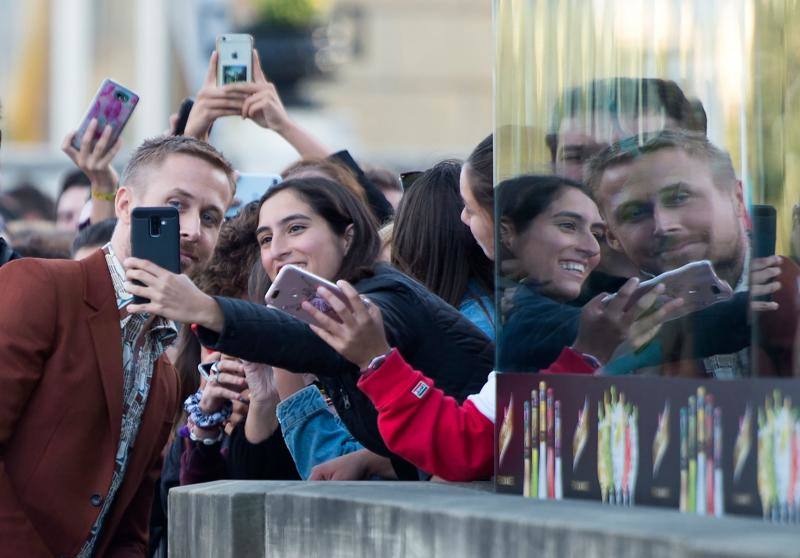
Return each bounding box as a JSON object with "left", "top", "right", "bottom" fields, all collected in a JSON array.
[
  {"left": 71, "top": 79, "right": 139, "bottom": 153},
  {"left": 265, "top": 265, "right": 352, "bottom": 326},
  {"left": 130, "top": 207, "right": 181, "bottom": 304},
  {"left": 216, "top": 34, "right": 254, "bottom": 85}
]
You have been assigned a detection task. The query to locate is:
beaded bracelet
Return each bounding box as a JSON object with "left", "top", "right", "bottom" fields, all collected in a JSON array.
[{"left": 183, "top": 388, "right": 233, "bottom": 428}]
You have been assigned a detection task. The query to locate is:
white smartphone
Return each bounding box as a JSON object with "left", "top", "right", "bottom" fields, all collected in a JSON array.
[
  {"left": 265, "top": 265, "right": 351, "bottom": 326},
  {"left": 216, "top": 34, "right": 254, "bottom": 85},
  {"left": 602, "top": 259, "right": 733, "bottom": 315}
]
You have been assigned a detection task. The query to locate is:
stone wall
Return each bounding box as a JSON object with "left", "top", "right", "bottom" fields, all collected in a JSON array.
[{"left": 169, "top": 481, "right": 800, "bottom": 558}]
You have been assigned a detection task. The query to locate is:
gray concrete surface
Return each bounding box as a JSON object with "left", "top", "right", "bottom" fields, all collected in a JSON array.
[{"left": 169, "top": 481, "right": 800, "bottom": 558}]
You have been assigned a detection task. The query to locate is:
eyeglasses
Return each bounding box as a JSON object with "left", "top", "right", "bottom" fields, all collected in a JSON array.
[{"left": 399, "top": 171, "right": 423, "bottom": 190}]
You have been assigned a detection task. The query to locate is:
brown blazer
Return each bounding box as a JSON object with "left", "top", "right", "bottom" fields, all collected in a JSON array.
[{"left": 0, "top": 250, "right": 179, "bottom": 557}]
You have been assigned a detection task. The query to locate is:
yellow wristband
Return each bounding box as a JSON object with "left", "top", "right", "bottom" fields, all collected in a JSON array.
[{"left": 92, "top": 190, "right": 117, "bottom": 202}]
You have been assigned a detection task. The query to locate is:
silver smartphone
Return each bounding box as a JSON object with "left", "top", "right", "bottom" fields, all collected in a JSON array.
[
  {"left": 265, "top": 265, "right": 351, "bottom": 326},
  {"left": 602, "top": 259, "right": 733, "bottom": 315},
  {"left": 216, "top": 34, "right": 254, "bottom": 85}
]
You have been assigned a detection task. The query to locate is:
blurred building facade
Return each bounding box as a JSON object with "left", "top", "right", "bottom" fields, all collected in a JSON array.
[{"left": 0, "top": 0, "right": 491, "bottom": 197}]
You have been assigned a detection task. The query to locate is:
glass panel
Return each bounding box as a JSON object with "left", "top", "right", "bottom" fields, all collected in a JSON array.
[{"left": 494, "top": 0, "right": 800, "bottom": 378}]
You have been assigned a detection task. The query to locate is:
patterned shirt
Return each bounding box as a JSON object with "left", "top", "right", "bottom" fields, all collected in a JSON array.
[{"left": 77, "top": 244, "right": 177, "bottom": 557}]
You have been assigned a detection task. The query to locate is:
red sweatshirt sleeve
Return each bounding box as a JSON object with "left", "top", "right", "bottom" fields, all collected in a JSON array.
[
  {"left": 357, "top": 350, "right": 494, "bottom": 482},
  {"left": 543, "top": 347, "right": 597, "bottom": 375},
  {"left": 357, "top": 347, "right": 596, "bottom": 482}
]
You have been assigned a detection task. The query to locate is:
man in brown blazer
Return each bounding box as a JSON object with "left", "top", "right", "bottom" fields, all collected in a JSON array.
[{"left": 0, "top": 135, "right": 235, "bottom": 557}]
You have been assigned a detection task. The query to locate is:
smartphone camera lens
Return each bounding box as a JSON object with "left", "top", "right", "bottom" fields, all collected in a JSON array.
[
  {"left": 271, "top": 290, "right": 279, "bottom": 299},
  {"left": 232, "top": 51, "right": 238, "bottom": 59},
  {"left": 115, "top": 92, "right": 129, "bottom": 102},
  {"left": 710, "top": 285, "right": 721, "bottom": 294},
  {"left": 149, "top": 216, "right": 162, "bottom": 237}
]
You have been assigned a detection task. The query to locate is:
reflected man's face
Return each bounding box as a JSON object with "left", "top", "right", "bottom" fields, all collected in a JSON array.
[{"left": 596, "top": 148, "right": 747, "bottom": 285}]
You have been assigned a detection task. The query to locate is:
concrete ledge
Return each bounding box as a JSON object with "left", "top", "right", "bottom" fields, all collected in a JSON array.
[{"left": 169, "top": 481, "right": 800, "bottom": 558}]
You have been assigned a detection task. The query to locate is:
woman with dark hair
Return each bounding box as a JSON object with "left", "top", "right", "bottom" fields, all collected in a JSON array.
[
  {"left": 496, "top": 175, "right": 640, "bottom": 370},
  {"left": 392, "top": 160, "right": 494, "bottom": 338},
  {"left": 125, "top": 176, "right": 494, "bottom": 479}
]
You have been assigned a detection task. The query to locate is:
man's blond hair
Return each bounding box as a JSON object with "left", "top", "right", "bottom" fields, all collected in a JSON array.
[{"left": 120, "top": 135, "right": 236, "bottom": 194}]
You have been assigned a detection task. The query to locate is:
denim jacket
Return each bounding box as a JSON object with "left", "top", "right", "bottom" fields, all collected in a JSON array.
[{"left": 277, "top": 385, "right": 363, "bottom": 479}]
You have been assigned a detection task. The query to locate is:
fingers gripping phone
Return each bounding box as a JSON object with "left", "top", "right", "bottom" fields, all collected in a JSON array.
[
  {"left": 265, "top": 265, "right": 351, "bottom": 326},
  {"left": 216, "top": 34, "right": 254, "bottom": 85},
  {"left": 131, "top": 207, "right": 180, "bottom": 304},
  {"left": 603, "top": 260, "right": 733, "bottom": 315},
  {"left": 71, "top": 79, "right": 139, "bottom": 152}
]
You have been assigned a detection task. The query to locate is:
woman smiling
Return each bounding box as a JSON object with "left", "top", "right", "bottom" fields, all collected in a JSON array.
[{"left": 124, "top": 176, "right": 493, "bottom": 479}]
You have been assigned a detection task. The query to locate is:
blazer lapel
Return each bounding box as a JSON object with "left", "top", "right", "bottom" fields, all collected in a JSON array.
[{"left": 83, "top": 249, "right": 124, "bottom": 450}]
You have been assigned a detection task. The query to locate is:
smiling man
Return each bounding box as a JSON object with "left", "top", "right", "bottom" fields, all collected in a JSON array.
[
  {"left": 0, "top": 135, "right": 235, "bottom": 557},
  {"left": 587, "top": 130, "right": 747, "bottom": 289},
  {"left": 584, "top": 130, "right": 780, "bottom": 378}
]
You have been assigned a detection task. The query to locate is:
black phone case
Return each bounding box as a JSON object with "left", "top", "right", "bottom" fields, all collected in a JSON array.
[
  {"left": 131, "top": 207, "right": 180, "bottom": 304},
  {"left": 751, "top": 204, "right": 777, "bottom": 258}
]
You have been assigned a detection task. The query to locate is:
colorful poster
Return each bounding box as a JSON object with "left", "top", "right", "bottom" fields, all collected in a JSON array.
[{"left": 495, "top": 373, "right": 800, "bottom": 522}]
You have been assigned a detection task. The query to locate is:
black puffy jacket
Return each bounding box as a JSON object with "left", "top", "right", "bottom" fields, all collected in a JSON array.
[{"left": 196, "top": 264, "right": 494, "bottom": 478}]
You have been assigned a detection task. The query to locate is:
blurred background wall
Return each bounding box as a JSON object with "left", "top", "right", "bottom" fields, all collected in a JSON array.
[{"left": 0, "top": 0, "right": 491, "bottom": 198}]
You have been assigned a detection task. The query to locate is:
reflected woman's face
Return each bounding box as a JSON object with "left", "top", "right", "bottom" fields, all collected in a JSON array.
[{"left": 507, "top": 187, "right": 605, "bottom": 301}]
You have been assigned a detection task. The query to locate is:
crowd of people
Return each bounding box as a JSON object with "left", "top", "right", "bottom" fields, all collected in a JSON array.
[{"left": 0, "top": 48, "right": 797, "bottom": 558}]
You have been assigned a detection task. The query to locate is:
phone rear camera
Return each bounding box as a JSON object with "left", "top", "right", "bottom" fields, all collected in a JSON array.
[
  {"left": 232, "top": 51, "right": 238, "bottom": 59},
  {"left": 115, "top": 92, "right": 129, "bottom": 102},
  {"left": 149, "top": 216, "right": 161, "bottom": 237},
  {"left": 710, "top": 285, "right": 721, "bottom": 294},
  {"left": 271, "top": 290, "right": 280, "bottom": 299}
]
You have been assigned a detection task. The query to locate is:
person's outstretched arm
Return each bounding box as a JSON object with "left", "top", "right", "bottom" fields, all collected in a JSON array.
[{"left": 303, "top": 280, "right": 597, "bottom": 481}]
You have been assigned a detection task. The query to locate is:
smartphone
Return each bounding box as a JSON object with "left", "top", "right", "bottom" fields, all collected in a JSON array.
[
  {"left": 172, "top": 97, "right": 195, "bottom": 136},
  {"left": 131, "top": 207, "right": 180, "bottom": 304},
  {"left": 226, "top": 173, "right": 282, "bottom": 219},
  {"left": 265, "top": 264, "right": 351, "bottom": 326},
  {"left": 603, "top": 260, "right": 733, "bottom": 315},
  {"left": 751, "top": 204, "right": 777, "bottom": 259},
  {"left": 197, "top": 361, "right": 220, "bottom": 381},
  {"left": 71, "top": 79, "right": 139, "bottom": 152},
  {"left": 216, "top": 34, "right": 254, "bottom": 85}
]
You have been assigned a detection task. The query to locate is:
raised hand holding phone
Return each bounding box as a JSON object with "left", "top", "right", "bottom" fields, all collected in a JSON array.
[
  {"left": 183, "top": 51, "right": 250, "bottom": 141},
  {"left": 69, "top": 79, "right": 138, "bottom": 153},
  {"left": 301, "top": 280, "right": 390, "bottom": 371}
]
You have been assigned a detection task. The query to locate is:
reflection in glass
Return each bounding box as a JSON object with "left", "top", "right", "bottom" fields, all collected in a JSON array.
[{"left": 494, "top": 0, "right": 800, "bottom": 377}]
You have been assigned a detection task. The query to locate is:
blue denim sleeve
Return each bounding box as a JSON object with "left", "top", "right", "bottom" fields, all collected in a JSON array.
[{"left": 276, "top": 385, "right": 364, "bottom": 479}]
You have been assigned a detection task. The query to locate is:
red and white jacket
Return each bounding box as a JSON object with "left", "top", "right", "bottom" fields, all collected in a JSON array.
[{"left": 357, "top": 347, "right": 597, "bottom": 481}]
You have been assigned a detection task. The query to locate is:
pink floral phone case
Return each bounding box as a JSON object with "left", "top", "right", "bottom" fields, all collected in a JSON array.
[{"left": 70, "top": 79, "right": 139, "bottom": 151}]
